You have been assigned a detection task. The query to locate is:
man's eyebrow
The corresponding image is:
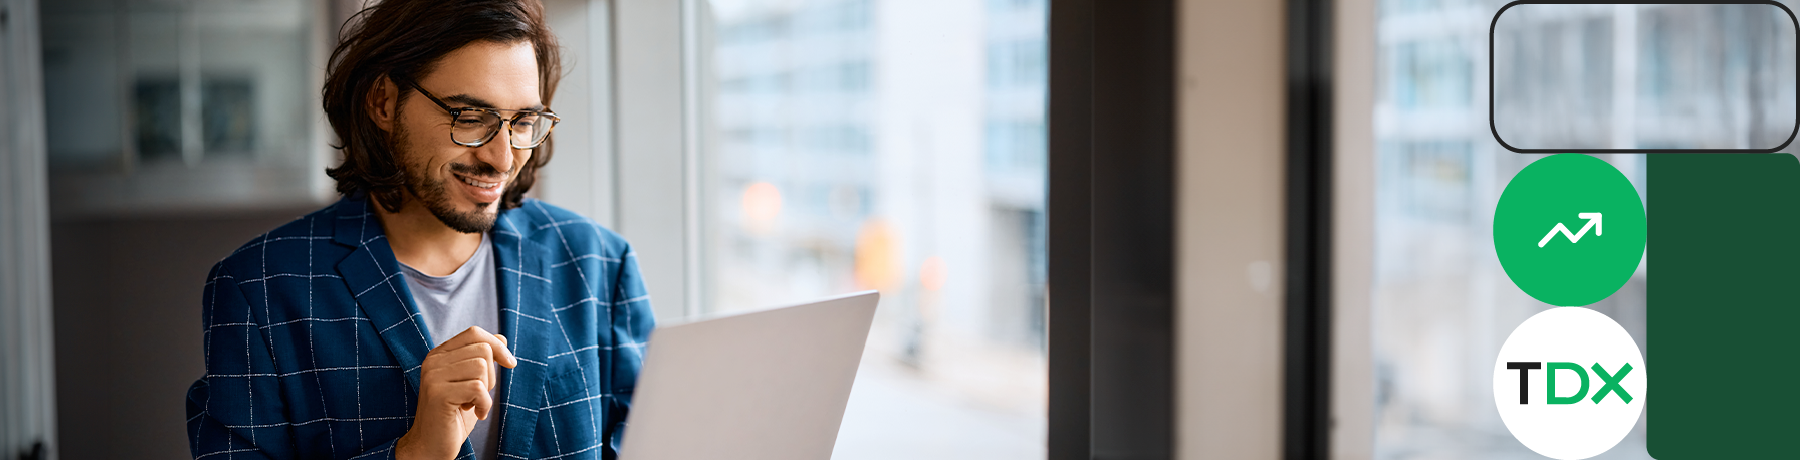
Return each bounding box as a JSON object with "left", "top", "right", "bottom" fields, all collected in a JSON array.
[{"left": 442, "top": 93, "right": 546, "bottom": 112}]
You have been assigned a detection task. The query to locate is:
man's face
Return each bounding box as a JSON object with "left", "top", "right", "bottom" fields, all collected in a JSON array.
[{"left": 391, "top": 40, "right": 541, "bottom": 233}]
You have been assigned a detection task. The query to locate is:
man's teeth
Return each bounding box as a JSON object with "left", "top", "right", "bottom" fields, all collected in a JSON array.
[{"left": 460, "top": 176, "right": 501, "bottom": 189}]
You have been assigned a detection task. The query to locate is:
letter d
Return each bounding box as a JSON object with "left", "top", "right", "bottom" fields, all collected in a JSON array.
[{"left": 1546, "top": 362, "right": 1590, "bottom": 405}]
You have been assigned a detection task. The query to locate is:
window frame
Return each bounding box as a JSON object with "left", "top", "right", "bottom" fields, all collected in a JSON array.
[{"left": 607, "top": 0, "right": 702, "bottom": 321}]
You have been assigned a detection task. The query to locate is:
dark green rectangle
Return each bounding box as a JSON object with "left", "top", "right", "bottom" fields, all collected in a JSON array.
[{"left": 1648, "top": 154, "right": 1800, "bottom": 458}]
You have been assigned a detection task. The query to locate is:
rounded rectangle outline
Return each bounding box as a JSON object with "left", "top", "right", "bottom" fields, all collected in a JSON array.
[{"left": 1489, "top": 0, "right": 1800, "bottom": 153}]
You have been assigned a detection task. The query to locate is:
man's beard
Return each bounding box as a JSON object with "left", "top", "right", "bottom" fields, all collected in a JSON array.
[{"left": 393, "top": 120, "right": 504, "bottom": 234}]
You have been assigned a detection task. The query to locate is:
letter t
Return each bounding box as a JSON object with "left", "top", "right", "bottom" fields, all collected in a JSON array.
[{"left": 1507, "top": 362, "right": 1542, "bottom": 404}]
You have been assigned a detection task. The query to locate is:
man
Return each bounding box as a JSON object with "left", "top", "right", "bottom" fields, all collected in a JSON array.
[{"left": 184, "top": 1, "right": 655, "bottom": 459}]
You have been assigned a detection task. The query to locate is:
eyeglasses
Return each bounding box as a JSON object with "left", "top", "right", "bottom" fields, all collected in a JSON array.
[{"left": 400, "top": 79, "right": 560, "bottom": 150}]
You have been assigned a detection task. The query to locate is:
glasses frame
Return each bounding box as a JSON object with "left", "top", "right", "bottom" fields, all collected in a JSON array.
[{"left": 399, "top": 78, "right": 560, "bottom": 150}]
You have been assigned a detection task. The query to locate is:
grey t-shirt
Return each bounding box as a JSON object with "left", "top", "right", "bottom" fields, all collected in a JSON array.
[{"left": 400, "top": 231, "right": 501, "bottom": 460}]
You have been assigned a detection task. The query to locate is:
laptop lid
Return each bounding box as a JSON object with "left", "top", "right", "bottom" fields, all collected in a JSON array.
[{"left": 619, "top": 291, "right": 880, "bottom": 460}]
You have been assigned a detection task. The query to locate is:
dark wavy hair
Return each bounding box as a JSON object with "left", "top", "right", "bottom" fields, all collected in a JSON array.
[{"left": 323, "top": 0, "right": 561, "bottom": 212}]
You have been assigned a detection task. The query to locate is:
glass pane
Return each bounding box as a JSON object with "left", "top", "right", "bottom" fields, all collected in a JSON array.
[
  {"left": 1369, "top": 0, "right": 1800, "bottom": 457},
  {"left": 40, "top": 0, "right": 127, "bottom": 170},
  {"left": 194, "top": 0, "right": 310, "bottom": 160},
  {"left": 697, "top": 0, "right": 1048, "bottom": 458},
  {"left": 1490, "top": 3, "right": 1798, "bottom": 150},
  {"left": 128, "top": 5, "right": 184, "bottom": 163},
  {"left": 40, "top": 0, "right": 314, "bottom": 168}
]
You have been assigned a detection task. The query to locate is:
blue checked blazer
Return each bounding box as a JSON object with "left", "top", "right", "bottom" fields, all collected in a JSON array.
[{"left": 186, "top": 195, "right": 655, "bottom": 460}]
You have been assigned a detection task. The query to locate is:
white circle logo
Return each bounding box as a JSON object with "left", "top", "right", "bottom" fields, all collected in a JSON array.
[{"left": 1493, "top": 307, "right": 1646, "bottom": 460}]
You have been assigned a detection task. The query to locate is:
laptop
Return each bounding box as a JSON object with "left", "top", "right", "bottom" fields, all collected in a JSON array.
[{"left": 619, "top": 291, "right": 880, "bottom": 460}]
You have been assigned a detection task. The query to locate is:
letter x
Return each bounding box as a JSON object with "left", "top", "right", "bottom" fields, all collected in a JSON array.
[{"left": 1591, "top": 363, "right": 1634, "bottom": 404}]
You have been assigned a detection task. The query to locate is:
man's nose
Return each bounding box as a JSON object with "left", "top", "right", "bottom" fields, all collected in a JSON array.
[{"left": 474, "top": 129, "right": 516, "bottom": 176}]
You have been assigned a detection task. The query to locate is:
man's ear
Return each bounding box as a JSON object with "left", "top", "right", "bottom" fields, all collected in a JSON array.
[{"left": 367, "top": 75, "right": 399, "bottom": 133}]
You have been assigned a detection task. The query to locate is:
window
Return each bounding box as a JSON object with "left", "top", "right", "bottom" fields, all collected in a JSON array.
[
  {"left": 40, "top": 0, "right": 327, "bottom": 215},
  {"left": 695, "top": 0, "right": 1048, "bottom": 457}
]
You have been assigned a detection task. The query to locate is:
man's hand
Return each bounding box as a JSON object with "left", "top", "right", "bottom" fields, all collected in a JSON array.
[{"left": 396, "top": 326, "right": 518, "bottom": 460}]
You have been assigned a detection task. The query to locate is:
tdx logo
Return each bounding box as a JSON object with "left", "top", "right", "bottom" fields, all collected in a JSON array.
[
  {"left": 1493, "top": 307, "right": 1646, "bottom": 460},
  {"left": 1503, "top": 362, "right": 1635, "bottom": 405}
]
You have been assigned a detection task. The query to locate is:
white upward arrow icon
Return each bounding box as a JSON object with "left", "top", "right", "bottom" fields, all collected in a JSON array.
[{"left": 1539, "top": 213, "right": 1603, "bottom": 247}]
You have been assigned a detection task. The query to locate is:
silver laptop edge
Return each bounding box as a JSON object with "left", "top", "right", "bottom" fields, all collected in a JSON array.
[{"left": 619, "top": 291, "right": 880, "bottom": 460}]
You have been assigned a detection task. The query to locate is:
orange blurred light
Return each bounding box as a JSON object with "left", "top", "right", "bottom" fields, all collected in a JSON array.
[
  {"left": 920, "top": 256, "right": 946, "bottom": 291},
  {"left": 854, "top": 219, "right": 901, "bottom": 292},
  {"left": 741, "top": 181, "right": 782, "bottom": 234}
]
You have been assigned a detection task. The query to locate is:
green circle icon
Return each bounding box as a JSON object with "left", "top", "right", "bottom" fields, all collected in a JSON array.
[{"left": 1495, "top": 154, "right": 1646, "bottom": 307}]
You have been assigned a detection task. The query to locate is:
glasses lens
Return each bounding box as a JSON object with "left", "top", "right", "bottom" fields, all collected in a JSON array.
[
  {"left": 451, "top": 111, "right": 502, "bottom": 146},
  {"left": 509, "top": 114, "right": 554, "bottom": 149}
]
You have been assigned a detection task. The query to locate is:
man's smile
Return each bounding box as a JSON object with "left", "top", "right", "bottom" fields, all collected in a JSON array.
[
  {"left": 454, "top": 172, "right": 503, "bottom": 190},
  {"left": 448, "top": 162, "right": 510, "bottom": 205}
]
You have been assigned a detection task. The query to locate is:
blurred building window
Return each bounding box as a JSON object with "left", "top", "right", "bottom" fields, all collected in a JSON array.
[
  {"left": 1488, "top": 3, "right": 1797, "bottom": 151},
  {"left": 697, "top": 0, "right": 1047, "bottom": 458}
]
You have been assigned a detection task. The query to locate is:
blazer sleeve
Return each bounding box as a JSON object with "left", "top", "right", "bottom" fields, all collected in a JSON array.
[
  {"left": 185, "top": 261, "right": 402, "bottom": 460},
  {"left": 604, "top": 246, "right": 657, "bottom": 456}
]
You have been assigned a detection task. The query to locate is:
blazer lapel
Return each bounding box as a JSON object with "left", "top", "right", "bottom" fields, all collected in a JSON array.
[
  {"left": 491, "top": 212, "right": 557, "bottom": 459},
  {"left": 330, "top": 197, "right": 435, "bottom": 393}
]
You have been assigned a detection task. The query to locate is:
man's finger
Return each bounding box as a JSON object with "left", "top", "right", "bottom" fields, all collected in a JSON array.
[
  {"left": 442, "top": 356, "right": 494, "bottom": 390},
  {"left": 453, "top": 343, "right": 502, "bottom": 389},
  {"left": 469, "top": 380, "right": 494, "bottom": 421},
  {"left": 440, "top": 379, "right": 493, "bottom": 421},
  {"left": 442, "top": 326, "right": 518, "bottom": 369},
  {"left": 491, "top": 334, "right": 516, "bottom": 368},
  {"left": 432, "top": 342, "right": 494, "bottom": 368},
  {"left": 428, "top": 353, "right": 493, "bottom": 389}
]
